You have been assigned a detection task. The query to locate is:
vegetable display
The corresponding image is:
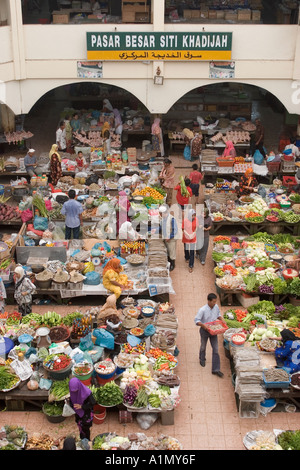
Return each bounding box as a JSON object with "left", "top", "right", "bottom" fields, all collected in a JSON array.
[
  {"left": 0, "top": 365, "right": 19, "bottom": 391},
  {"left": 93, "top": 381, "right": 123, "bottom": 406},
  {"left": 43, "top": 353, "right": 71, "bottom": 371}
]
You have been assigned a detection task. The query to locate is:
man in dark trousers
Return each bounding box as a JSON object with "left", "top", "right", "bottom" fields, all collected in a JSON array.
[
  {"left": 194, "top": 293, "right": 224, "bottom": 378},
  {"left": 251, "top": 118, "right": 266, "bottom": 158}
]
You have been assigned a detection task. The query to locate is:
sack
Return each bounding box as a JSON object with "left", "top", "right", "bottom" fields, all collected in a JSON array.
[
  {"left": 253, "top": 149, "right": 264, "bottom": 165},
  {"left": 62, "top": 400, "right": 76, "bottom": 417},
  {"left": 33, "top": 216, "right": 48, "bottom": 231},
  {"left": 183, "top": 145, "right": 191, "bottom": 161}
]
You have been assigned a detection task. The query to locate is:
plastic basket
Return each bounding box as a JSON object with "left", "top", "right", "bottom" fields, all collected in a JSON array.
[
  {"left": 262, "top": 369, "right": 291, "bottom": 389},
  {"left": 216, "top": 158, "right": 235, "bottom": 167},
  {"left": 205, "top": 319, "right": 228, "bottom": 335}
]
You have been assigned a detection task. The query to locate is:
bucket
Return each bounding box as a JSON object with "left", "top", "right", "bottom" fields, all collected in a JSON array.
[
  {"left": 35, "top": 278, "right": 52, "bottom": 289},
  {"left": 44, "top": 363, "right": 72, "bottom": 381},
  {"left": 142, "top": 140, "right": 150, "bottom": 151},
  {"left": 96, "top": 375, "right": 115, "bottom": 386},
  {"left": 93, "top": 405, "right": 106, "bottom": 424}
]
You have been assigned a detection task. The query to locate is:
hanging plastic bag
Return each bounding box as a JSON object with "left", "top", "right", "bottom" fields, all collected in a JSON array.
[
  {"left": 62, "top": 399, "right": 76, "bottom": 417},
  {"left": 253, "top": 149, "right": 264, "bottom": 165},
  {"left": 183, "top": 145, "right": 191, "bottom": 161}
]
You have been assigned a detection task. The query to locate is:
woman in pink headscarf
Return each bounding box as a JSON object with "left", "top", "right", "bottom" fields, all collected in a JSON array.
[
  {"left": 116, "top": 190, "right": 131, "bottom": 235},
  {"left": 151, "top": 117, "right": 164, "bottom": 157},
  {"left": 69, "top": 377, "right": 96, "bottom": 440},
  {"left": 222, "top": 140, "right": 236, "bottom": 158}
]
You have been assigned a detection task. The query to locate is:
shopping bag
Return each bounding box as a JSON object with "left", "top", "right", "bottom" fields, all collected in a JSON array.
[{"left": 62, "top": 400, "right": 76, "bottom": 417}]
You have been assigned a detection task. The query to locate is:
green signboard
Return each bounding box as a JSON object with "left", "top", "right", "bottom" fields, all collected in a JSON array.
[{"left": 87, "top": 32, "right": 232, "bottom": 61}]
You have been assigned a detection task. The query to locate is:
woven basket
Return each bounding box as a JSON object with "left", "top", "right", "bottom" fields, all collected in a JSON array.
[{"left": 82, "top": 226, "right": 97, "bottom": 239}]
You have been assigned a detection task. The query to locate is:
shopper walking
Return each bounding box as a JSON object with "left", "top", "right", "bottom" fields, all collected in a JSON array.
[
  {"left": 61, "top": 189, "right": 83, "bottom": 239},
  {"left": 251, "top": 118, "right": 266, "bottom": 158},
  {"left": 174, "top": 178, "right": 193, "bottom": 211},
  {"left": 56, "top": 121, "right": 67, "bottom": 152},
  {"left": 151, "top": 117, "right": 164, "bottom": 157},
  {"left": 194, "top": 293, "right": 224, "bottom": 377},
  {"left": 189, "top": 163, "right": 203, "bottom": 205},
  {"left": 49, "top": 144, "right": 62, "bottom": 186},
  {"left": 159, "top": 205, "right": 178, "bottom": 272},
  {"left": 196, "top": 208, "right": 212, "bottom": 265},
  {"left": 69, "top": 378, "right": 96, "bottom": 441},
  {"left": 13, "top": 266, "right": 36, "bottom": 317},
  {"left": 159, "top": 158, "right": 175, "bottom": 206},
  {"left": 182, "top": 208, "right": 198, "bottom": 273}
]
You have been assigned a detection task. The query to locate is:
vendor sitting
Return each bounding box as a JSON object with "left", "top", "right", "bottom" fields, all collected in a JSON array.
[
  {"left": 102, "top": 259, "right": 128, "bottom": 299},
  {"left": 222, "top": 140, "right": 237, "bottom": 159},
  {"left": 236, "top": 168, "right": 258, "bottom": 197},
  {"left": 273, "top": 329, "right": 300, "bottom": 374},
  {"left": 76, "top": 151, "right": 87, "bottom": 171}
]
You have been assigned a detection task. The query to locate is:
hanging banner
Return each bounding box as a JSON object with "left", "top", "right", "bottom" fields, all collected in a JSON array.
[
  {"left": 86, "top": 32, "right": 232, "bottom": 61},
  {"left": 209, "top": 61, "right": 235, "bottom": 79}
]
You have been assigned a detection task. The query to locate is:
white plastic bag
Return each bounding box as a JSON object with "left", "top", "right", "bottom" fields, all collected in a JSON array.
[{"left": 62, "top": 399, "right": 76, "bottom": 417}]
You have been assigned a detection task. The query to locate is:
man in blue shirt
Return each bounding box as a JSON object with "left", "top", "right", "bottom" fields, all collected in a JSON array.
[
  {"left": 194, "top": 293, "right": 224, "bottom": 377},
  {"left": 61, "top": 189, "right": 83, "bottom": 239},
  {"left": 24, "top": 149, "right": 37, "bottom": 177}
]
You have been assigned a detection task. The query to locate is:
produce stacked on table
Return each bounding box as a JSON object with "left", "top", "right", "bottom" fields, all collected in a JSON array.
[{"left": 213, "top": 233, "right": 300, "bottom": 297}]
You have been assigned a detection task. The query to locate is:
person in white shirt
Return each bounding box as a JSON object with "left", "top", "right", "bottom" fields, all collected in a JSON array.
[
  {"left": 284, "top": 137, "right": 300, "bottom": 161},
  {"left": 56, "top": 121, "right": 67, "bottom": 152},
  {"left": 90, "top": 0, "right": 101, "bottom": 11}
]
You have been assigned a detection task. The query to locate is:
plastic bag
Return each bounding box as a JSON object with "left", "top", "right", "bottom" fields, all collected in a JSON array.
[
  {"left": 136, "top": 413, "right": 158, "bottom": 430},
  {"left": 33, "top": 216, "right": 48, "bottom": 231},
  {"left": 21, "top": 209, "right": 33, "bottom": 223},
  {"left": 62, "top": 400, "right": 76, "bottom": 417},
  {"left": 84, "top": 271, "right": 100, "bottom": 285},
  {"left": 93, "top": 328, "right": 115, "bottom": 349},
  {"left": 39, "top": 377, "right": 52, "bottom": 390},
  {"left": 79, "top": 333, "right": 94, "bottom": 351},
  {"left": 253, "top": 149, "right": 264, "bottom": 165},
  {"left": 183, "top": 145, "right": 191, "bottom": 161}
]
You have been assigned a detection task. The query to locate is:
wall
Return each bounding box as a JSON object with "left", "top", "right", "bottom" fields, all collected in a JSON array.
[{"left": 0, "top": 10, "right": 300, "bottom": 116}]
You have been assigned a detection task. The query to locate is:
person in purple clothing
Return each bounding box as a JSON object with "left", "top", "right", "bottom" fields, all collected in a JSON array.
[
  {"left": 61, "top": 189, "right": 83, "bottom": 239},
  {"left": 69, "top": 378, "right": 96, "bottom": 440}
]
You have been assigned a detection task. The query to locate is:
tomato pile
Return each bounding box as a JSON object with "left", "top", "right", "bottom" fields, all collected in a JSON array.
[{"left": 44, "top": 353, "right": 71, "bottom": 371}]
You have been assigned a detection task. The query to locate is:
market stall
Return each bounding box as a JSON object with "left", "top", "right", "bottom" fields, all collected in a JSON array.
[
  {"left": 0, "top": 298, "right": 181, "bottom": 430},
  {"left": 212, "top": 232, "right": 300, "bottom": 306},
  {"left": 221, "top": 298, "right": 300, "bottom": 418},
  {"left": 206, "top": 179, "right": 300, "bottom": 235}
]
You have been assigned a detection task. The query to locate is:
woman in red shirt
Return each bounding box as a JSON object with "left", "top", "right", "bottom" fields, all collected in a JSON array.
[
  {"left": 182, "top": 209, "right": 199, "bottom": 273},
  {"left": 189, "top": 164, "right": 203, "bottom": 204},
  {"left": 174, "top": 178, "right": 193, "bottom": 210}
]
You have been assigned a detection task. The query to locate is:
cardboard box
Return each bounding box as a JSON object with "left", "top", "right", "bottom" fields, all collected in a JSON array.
[
  {"left": 225, "top": 10, "right": 238, "bottom": 20},
  {"left": 208, "top": 10, "right": 217, "bottom": 19},
  {"left": 135, "top": 11, "right": 149, "bottom": 22},
  {"left": 252, "top": 9, "right": 261, "bottom": 21},
  {"left": 216, "top": 10, "right": 225, "bottom": 19},
  {"left": 53, "top": 13, "right": 69, "bottom": 23},
  {"left": 183, "top": 9, "right": 192, "bottom": 19},
  {"left": 191, "top": 9, "right": 200, "bottom": 18},
  {"left": 200, "top": 9, "right": 209, "bottom": 18},
  {"left": 127, "top": 147, "right": 137, "bottom": 162},
  {"left": 237, "top": 9, "right": 251, "bottom": 21}
]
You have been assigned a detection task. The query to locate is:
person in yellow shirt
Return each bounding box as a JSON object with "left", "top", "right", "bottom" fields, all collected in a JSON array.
[{"left": 102, "top": 259, "right": 128, "bottom": 299}]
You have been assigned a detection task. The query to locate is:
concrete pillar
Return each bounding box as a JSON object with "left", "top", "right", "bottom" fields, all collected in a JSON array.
[
  {"left": 152, "top": 0, "right": 165, "bottom": 31},
  {"left": 8, "top": 0, "right": 26, "bottom": 80}
]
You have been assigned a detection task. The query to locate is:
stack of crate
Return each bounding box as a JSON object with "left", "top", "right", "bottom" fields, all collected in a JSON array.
[{"left": 200, "top": 149, "right": 218, "bottom": 173}]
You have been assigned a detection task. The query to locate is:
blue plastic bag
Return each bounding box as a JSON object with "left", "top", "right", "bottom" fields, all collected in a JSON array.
[
  {"left": 253, "top": 149, "right": 264, "bottom": 165},
  {"left": 93, "top": 328, "right": 115, "bottom": 349},
  {"left": 183, "top": 145, "right": 191, "bottom": 161},
  {"left": 33, "top": 216, "right": 48, "bottom": 231},
  {"left": 84, "top": 271, "right": 100, "bottom": 285}
]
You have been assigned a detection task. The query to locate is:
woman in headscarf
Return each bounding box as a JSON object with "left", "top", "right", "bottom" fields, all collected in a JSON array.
[
  {"left": 103, "top": 99, "right": 114, "bottom": 113},
  {"left": 119, "top": 221, "right": 140, "bottom": 241},
  {"left": 62, "top": 436, "right": 77, "bottom": 451},
  {"left": 64, "top": 115, "right": 73, "bottom": 153},
  {"left": 159, "top": 158, "right": 175, "bottom": 206},
  {"left": 113, "top": 108, "right": 123, "bottom": 135},
  {"left": 236, "top": 167, "right": 258, "bottom": 197},
  {"left": 49, "top": 144, "right": 62, "bottom": 186},
  {"left": 97, "top": 294, "right": 121, "bottom": 325},
  {"left": 222, "top": 140, "right": 237, "bottom": 158},
  {"left": 151, "top": 118, "right": 164, "bottom": 157},
  {"left": 14, "top": 266, "right": 36, "bottom": 316},
  {"left": 102, "top": 259, "right": 128, "bottom": 299},
  {"left": 182, "top": 208, "right": 199, "bottom": 273},
  {"left": 190, "top": 132, "right": 203, "bottom": 160},
  {"left": 68, "top": 378, "right": 96, "bottom": 441},
  {"left": 273, "top": 329, "right": 300, "bottom": 373},
  {"left": 116, "top": 191, "right": 131, "bottom": 235}
]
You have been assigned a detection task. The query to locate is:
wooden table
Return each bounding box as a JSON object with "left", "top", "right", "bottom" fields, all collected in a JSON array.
[{"left": 0, "top": 380, "right": 48, "bottom": 411}]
